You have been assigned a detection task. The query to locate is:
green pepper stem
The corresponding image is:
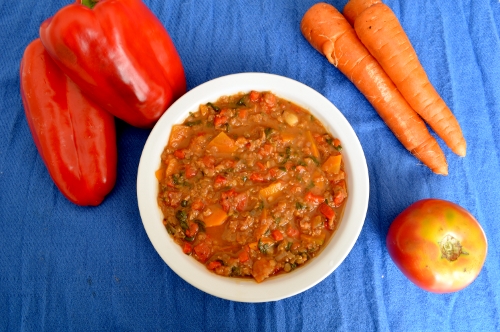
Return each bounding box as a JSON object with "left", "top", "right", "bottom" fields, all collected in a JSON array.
[{"left": 81, "top": 0, "right": 99, "bottom": 9}]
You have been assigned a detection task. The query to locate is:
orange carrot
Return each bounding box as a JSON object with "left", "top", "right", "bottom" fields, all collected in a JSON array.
[
  {"left": 301, "top": 3, "right": 448, "bottom": 175},
  {"left": 343, "top": 0, "right": 381, "bottom": 26},
  {"left": 350, "top": 2, "right": 466, "bottom": 156}
]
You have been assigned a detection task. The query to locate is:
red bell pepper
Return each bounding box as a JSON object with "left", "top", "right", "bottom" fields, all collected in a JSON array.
[
  {"left": 20, "top": 39, "right": 117, "bottom": 206},
  {"left": 39, "top": 0, "right": 186, "bottom": 128}
]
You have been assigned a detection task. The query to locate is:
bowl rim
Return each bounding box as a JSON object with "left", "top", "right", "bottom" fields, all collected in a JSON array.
[{"left": 137, "top": 72, "right": 369, "bottom": 303}]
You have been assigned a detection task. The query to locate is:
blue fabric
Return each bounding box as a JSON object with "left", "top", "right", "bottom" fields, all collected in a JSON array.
[{"left": 1, "top": 0, "right": 499, "bottom": 331}]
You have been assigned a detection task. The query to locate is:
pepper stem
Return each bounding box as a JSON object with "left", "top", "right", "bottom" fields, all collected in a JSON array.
[{"left": 81, "top": 0, "right": 99, "bottom": 9}]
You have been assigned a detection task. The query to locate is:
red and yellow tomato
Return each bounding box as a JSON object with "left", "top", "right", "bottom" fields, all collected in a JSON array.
[{"left": 386, "top": 199, "right": 487, "bottom": 293}]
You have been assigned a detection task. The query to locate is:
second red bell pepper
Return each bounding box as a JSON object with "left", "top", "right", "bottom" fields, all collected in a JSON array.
[
  {"left": 20, "top": 39, "right": 117, "bottom": 206},
  {"left": 39, "top": 0, "right": 187, "bottom": 128}
]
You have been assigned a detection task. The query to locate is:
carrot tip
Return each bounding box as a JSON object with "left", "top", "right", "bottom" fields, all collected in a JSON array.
[
  {"left": 435, "top": 169, "right": 448, "bottom": 176},
  {"left": 433, "top": 166, "right": 448, "bottom": 176},
  {"left": 454, "top": 143, "right": 467, "bottom": 157}
]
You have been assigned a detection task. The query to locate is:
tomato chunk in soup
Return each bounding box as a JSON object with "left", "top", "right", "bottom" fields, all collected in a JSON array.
[{"left": 156, "top": 91, "right": 347, "bottom": 283}]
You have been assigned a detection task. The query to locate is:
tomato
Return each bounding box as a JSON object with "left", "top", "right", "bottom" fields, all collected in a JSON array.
[{"left": 386, "top": 199, "right": 487, "bottom": 293}]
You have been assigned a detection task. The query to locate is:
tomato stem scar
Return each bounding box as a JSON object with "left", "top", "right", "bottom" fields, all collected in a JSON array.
[{"left": 439, "top": 234, "right": 467, "bottom": 261}]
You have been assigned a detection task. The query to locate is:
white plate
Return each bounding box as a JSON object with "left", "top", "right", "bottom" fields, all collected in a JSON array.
[{"left": 137, "top": 73, "right": 369, "bottom": 302}]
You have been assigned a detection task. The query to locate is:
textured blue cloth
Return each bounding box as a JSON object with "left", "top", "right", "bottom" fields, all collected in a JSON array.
[{"left": 1, "top": 0, "right": 500, "bottom": 331}]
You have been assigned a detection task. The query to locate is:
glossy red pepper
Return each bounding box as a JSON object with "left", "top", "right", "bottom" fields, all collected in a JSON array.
[
  {"left": 39, "top": 0, "right": 186, "bottom": 128},
  {"left": 20, "top": 39, "right": 117, "bottom": 206}
]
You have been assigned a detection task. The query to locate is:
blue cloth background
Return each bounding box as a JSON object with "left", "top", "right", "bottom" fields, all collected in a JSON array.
[{"left": 1, "top": 0, "right": 499, "bottom": 331}]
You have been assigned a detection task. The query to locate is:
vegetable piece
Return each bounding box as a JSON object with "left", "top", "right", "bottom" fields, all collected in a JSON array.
[
  {"left": 238, "top": 249, "right": 250, "bottom": 263},
  {"left": 214, "top": 174, "right": 227, "bottom": 185},
  {"left": 168, "top": 125, "right": 192, "bottom": 149},
  {"left": 207, "top": 132, "right": 238, "bottom": 153},
  {"left": 193, "top": 242, "right": 211, "bottom": 262},
  {"left": 220, "top": 189, "right": 236, "bottom": 212},
  {"left": 306, "top": 131, "right": 320, "bottom": 159},
  {"left": 300, "top": 3, "right": 448, "bottom": 175},
  {"left": 342, "top": 0, "right": 381, "bottom": 26},
  {"left": 387, "top": 199, "right": 487, "bottom": 293},
  {"left": 258, "top": 237, "right": 274, "bottom": 254},
  {"left": 155, "top": 169, "right": 164, "bottom": 181},
  {"left": 321, "top": 155, "right": 342, "bottom": 174},
  {"left": 271, "top": 230, "right": 284, "bottom": 242},
  {"left": 214, "top": 114, "right": 228, "bottom": 127},
  {"left": 286, "top": 226, "right": 300, "bottom": 238},
  {"left": 259, "top": 181, "right": 286, "bottom": 199},
  {"left": 281, "top": 132, "right": 295, "bottom": 143},
  {"left": 235, "top": 192, "right": 248, "bottom": 212},
  {"left": 352, "top": 2, "right": 466, "bottom": 157},
  {"left": 300, "top": 233, "right": 326, "bottom": 245},
  {"left": 249, "top": 91, "right": 261, "bottom": 102},
  {"left": 269, "top": 167, "right": 286, "bottom": 179},
  {"left": 203, "top": 205, "right": 229, "bottom": 227},
  {"left": 319, "top": 203, "right": 335, "bottom": 221},
  {"left": 185, "top": 120, "right": 202, "bottom": 127},
  {"left": 238, "top": 109, "right": 247, "bottom": 119},
  {"left": 250, "top": 173, "right": 266, "bottom": 183},
  {"left": 252, "top": 258, "right": 277, "bottom": 283},
  {"left": 283, "top": 111, "right": 299, "bottom": 127},
  {"left": 312, "top": 170, "right": 327, "bottom": 192},
  {"left": 207, "top": 261, "right": 222, "bottom": 270},
  {"left": 259, "top": 144, "right": 274, "bottom": 157},
  {"left": 192, "top": 201, "right": 205, "bottom": 211},
  {"left": 39, "top": 0, "right": 186, "bottom": 128},
  {"left": 248, "top": 242, "right": 259, "bottom": 251},
  {"left": 305, "top": 192, "right": 325, "bottom": 204},
  {"left": 182, "top": 242, "right": 192, "bottom": 254},
  {"left": 195, "top": 220, "right": 206, "bottom": 232},
  {"left": 175, "top": 210, "right": 189, "bottom": 230},
  {"left": 184, "top": 165, "right": 198, "bottom": 179},
  {"left": 174, "top": 149, "right": 186, "bottom": 160},
  {"left": 165, "top": 158, "right": 179, "bottom": 177},
  {"left": 185, "top": 222, "right": 199, "bottom": 238},
  {"left": 207, "top": 102, "right": 221, "bottom": 112},
  {"left": 311, "top": 215, "right": 324, "bottom": 229},
  {"left": 20, "top": 39, "right": 117, "bottom": 206}
]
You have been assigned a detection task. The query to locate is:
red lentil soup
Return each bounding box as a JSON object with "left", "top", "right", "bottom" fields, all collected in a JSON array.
[{"left": 156, "top": 91, "right": 347, "bottom": 283}]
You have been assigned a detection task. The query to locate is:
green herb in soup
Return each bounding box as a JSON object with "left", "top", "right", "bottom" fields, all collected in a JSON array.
[{"left": 156, "top": 91, "right": 347, "bottom": 283}]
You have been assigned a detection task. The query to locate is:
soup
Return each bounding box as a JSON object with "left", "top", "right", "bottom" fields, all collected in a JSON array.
[{"left": 156, "top": 91, "right": 347, "bottom": 282}]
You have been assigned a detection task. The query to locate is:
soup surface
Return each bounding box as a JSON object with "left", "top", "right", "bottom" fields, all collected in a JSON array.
[{"left": 156, "top": 91, "right": 347, "bottom": 282}]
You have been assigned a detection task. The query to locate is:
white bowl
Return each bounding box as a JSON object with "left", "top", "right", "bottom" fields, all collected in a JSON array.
[{"left": 137, "top": 73, "right": 369, "bottom": 302}]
